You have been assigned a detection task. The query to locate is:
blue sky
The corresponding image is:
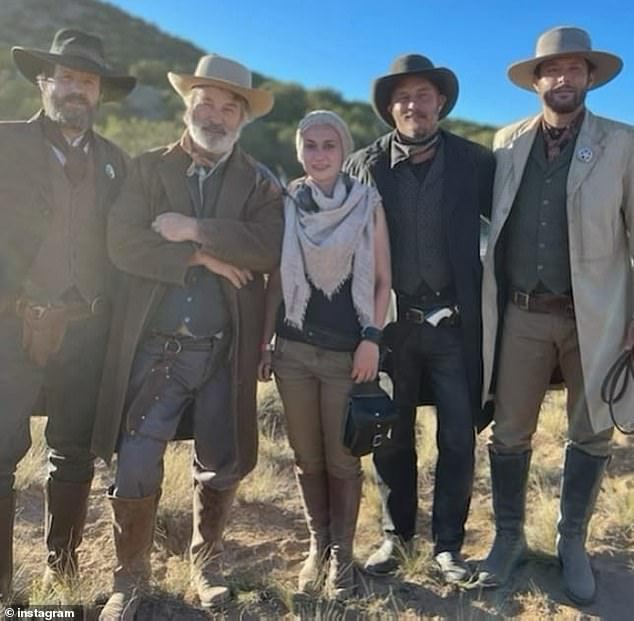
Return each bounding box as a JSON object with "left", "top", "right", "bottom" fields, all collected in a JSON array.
[{"left": 109, "top": 0, "right": 634, "bottom": 127}]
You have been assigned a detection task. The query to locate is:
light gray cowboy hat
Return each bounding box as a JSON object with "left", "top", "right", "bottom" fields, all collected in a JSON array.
[
  {"left": 372, "top": 53, "right": 459, "bottom": 127},
  {"left": 508, "top": 26, "right": 623, "bottom": 91},
  {"left": 168, "top": 54, "right": 274, "bottom": 118},
  {"left": 12, "top": 28, "right": 136, "bottom": 102}
]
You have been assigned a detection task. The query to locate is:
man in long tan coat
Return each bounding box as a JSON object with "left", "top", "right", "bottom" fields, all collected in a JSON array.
[
  {"left": 478, "top": 27, "right": 634, "bottom": 604},
  {"left": 92, "top": 55, "right": 282, "bottom": 618}
]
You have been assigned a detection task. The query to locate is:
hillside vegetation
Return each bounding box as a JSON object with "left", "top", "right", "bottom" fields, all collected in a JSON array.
[{"left": 0, "top": 0, "right": 496, "bottom": 177}]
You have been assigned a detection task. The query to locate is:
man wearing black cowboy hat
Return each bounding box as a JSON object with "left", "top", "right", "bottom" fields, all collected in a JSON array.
[
  {"left": 0, "top": 29, "right": 135, "bottom": 602},
  {"left": 345, "top": 54, "right": 494, "bottom": 582},
  {"left": 479, "top": 26, "right": 634, "bottom": 604}
]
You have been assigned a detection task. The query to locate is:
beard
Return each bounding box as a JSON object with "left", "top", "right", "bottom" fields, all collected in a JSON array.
[
  {"left": 44, "top": 91, "right": 97, "bottom": 132},
  {"left": 184, "top": 107, "right": 241, "bottom": 156},
  {"left": 543, "top": 85, "right": 587, "bottom": 114}
]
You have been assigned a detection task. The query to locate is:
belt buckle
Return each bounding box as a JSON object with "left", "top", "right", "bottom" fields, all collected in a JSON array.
[
  {"left": 514, "top": 291, "right": 530, "bottom": 311},
  {"left": 163, "top": 337, "right": 183, "bottom": 355},
  {"left": 90, "top": 296, "right": 105, "bottom": 315},
  {"left": 406, "top": 307, "right": 426, "bottom": 324},
  {"left": 31, "top": 304, "right": 50, "bottom": 320}
]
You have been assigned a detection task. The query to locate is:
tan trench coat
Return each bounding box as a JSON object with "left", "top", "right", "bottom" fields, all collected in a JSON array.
[
  {"left": 482, "top": 110, "right": 634, "bottom": 433},
  {"left": 91, "top": 142, "right": 283, "bottom": 474}
]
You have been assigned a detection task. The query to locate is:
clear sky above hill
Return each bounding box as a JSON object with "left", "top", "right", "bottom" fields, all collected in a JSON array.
[{"left": 110, "top": 0, "right": 634, "bottom": 126}]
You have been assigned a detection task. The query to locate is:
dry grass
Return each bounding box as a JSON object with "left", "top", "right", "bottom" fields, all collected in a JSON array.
[{"left": 10, "top": 383, "right": 634, "bottom": 619}]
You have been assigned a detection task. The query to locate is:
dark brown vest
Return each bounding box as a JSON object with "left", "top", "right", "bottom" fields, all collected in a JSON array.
[{"left": 25, "top": 145, "right": 106, "bottom": 302}]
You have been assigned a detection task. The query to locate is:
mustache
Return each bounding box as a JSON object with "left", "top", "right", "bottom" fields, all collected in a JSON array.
[{"left": 60, "top": 94, "right": 91, "bottom": 107}]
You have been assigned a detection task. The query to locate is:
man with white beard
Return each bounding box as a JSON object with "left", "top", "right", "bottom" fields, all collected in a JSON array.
[{"left": 92, "top": 55, "right": 283, "bottom": 619}]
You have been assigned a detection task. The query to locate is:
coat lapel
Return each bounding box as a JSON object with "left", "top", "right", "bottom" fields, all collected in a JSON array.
[
  {"left": 24, "top": 117, "right": 54, "bottom": 211},
  {"left": 157, "top": 144, "right": 194, "bottom": 216},
  {"left": 441, "top": 133, "right": 464, "bottom": 222},
  {"left": 214, "top": 146, "right": 254, "bottom": 218},
  {"left": 567, "top": 111, "right": 604, "bottom": 198},
  {"left": 509, "top": 116, "right": 541, "bottom": 189}
]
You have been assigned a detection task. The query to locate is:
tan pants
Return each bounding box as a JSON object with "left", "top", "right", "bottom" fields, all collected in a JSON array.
[
  {"left": 491, "top": 304, "right": 613, "bottom": 456},
  {"left": 273, "top": 338, "right": 361, "bottom": 479}
]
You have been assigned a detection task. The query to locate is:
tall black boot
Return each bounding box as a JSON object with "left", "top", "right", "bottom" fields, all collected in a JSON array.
[
  {"left": 43, "top": 479, "right": 92, "bottom": 589},
  {"left": 557, "top": 445, "right": 608, "bottom": 605},
  {"left": 477, "top": 448, "right": 531, "bottom": 587}
]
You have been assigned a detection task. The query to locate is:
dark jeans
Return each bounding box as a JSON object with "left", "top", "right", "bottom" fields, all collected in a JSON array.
[
  {"left": 0, "top": 314, "right": 109, "bottom": 495},
  {"left": 373, "top": 322, "right": 475, "bottom": 553},
  {"left": 114, "top": 334, "right": 236, "bottom": 498}
]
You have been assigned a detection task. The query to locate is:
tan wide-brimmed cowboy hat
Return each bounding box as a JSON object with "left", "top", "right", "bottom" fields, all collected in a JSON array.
[
  {"left": 168, "top": 54, "right": 274, "bottom": 119},
  {"left": 12, "top": 28, "right": 136, "bottom": 102},
  {"left": 372, "top": 54, "right": 459, "bottom": 127},
  {"left": 508, "top": 26, "right": 623, "bottom": 91}
]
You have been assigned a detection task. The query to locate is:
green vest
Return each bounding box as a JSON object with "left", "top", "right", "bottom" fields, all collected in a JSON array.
[{"left": 504, "top": 129, "right": 574, "bottom": 294}]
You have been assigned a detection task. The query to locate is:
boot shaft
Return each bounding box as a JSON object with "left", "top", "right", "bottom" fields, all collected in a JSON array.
[
  {"left": 489, "top": 448, "right": 531, "bottom": 533},
  {"left": 45, "top": 479, "right": 92, "bottom": 574},
  {"left": 558, "top": 445, "right": 608, "bottom": 541},
  {"left": 190, "top": 483, "right": 237, "bottom": 566},
  {"left": 108, "top": 491, "right": 160, "bottom": 583}
]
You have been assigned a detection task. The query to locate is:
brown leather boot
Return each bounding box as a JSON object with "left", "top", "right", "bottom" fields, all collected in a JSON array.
[
  {"left": 190, "top": 481, "right": 237, "bottom": 608},
  {"left": 326, "top": 475, "right": 362, "bottom": 600},
  {"left": 99, "top": 491, "right": 160, "bottom": 621},
  {"left": 42, "top": 479, "right": 92, "bottom": 590},
  {"left": 0, "top": 492, "right": 15, "bottom": 603},
  {"left": 296, "top": 471, "right": 330, "bottom": 594}
]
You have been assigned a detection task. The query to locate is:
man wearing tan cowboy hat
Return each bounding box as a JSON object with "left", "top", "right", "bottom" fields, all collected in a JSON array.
[
  {"left": 345, "top": 54, "right": 494, "bottom": 583},
  {"left": 478, "top": 26, "right": 634, "bottom": 604},
  {"left": 0, "top": 28, "right": 135, "bottom": 602},
  {"left": 92, "top": 54, "right": 282, "bottom": 618}
]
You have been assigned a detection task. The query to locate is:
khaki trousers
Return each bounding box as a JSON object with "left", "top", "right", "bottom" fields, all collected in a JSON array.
[
  {"left": 491, "top": 304, "right": 613, "bottom": 456},
  {"left": 273, "top": 338, "right": 360, "bottom": 479}
]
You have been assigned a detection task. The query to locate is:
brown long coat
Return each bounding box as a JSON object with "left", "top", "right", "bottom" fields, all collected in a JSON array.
[{"left": 91, "top": 142, "right": 283, "bottom": 475}]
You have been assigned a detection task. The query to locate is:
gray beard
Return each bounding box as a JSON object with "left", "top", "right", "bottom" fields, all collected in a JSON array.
[
  {"left": 45, "top": 94, "right": 96, "bottom": 132},
  {"left": 189, "top": 123, "right": 239, "bottom": 155}
]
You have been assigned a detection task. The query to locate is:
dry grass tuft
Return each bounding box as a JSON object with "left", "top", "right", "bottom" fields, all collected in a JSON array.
[{"left": 14, "top": 417, "right": 47, "bottom": 491}]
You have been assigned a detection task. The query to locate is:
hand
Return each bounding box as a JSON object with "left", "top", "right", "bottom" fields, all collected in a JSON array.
[
  {"left": 351, "top": 340, "right": 379, "bottom": 384},
  {"left": 258, "top": 351, "right": 273, "bottom": 382},
  {"left": 198, "top": 252, "right": 253, "bottom": 289},
  {"left": 152, "top": 212, "right": 199, "bottom": 242},
  {"left": 625, "top": 319, "right": 634, "bottom": 350}
]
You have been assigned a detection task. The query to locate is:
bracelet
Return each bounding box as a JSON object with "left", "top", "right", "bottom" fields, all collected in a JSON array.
[{"left": 261, "top": 342, "right": 275, "bottom": 352}]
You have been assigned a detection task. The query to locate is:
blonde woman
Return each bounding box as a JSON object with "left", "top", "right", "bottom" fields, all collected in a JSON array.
[{"left": 258, "top": 110, "right": 391, "bottom": 598}]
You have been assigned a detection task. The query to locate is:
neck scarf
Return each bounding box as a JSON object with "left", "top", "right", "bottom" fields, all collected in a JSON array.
[
  {"left": 39, "top": 112, "right": 92, "bottom": 186},
  {"left": 391, "top": 130, "right": 440, "bottom": 167},
  {"left": 541, "top": 109, "right": 585, "bottom": 162},
  {"left": 180, "top": 130, "right": 220, "bottom": 170},
  {"left": 280, "top": 174, "right": 378, "bottom": 330}
]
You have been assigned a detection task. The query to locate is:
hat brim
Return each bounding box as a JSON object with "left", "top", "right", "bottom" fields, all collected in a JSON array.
[
  {"left": 372, "top": 67, "right": 459, "bottom": 128},
  {"left": 167, "top": 72, "right": 274, "bottom": 119},
  {"left": 508, "top": 50, "right": 623, "bottom": 91},
  {"left": 12, "top": 47, "right": 136, "bottom": 102}
]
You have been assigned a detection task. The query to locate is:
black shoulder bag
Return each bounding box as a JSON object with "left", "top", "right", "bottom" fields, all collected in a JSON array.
[{"left": 342, "top": 379, "right": 398, "bottom": 457}]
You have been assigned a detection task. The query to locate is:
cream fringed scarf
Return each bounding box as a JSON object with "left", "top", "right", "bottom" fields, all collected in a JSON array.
[{"left": 280, "top": 174, "right": 379, "bottom": 331}]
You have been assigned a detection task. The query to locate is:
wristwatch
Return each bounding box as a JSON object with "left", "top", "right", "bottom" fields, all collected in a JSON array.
[{"left": 360, "top": 325, "right": 382, "bottom": 345}]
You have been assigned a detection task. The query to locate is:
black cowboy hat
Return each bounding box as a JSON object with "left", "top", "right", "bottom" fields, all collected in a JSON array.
[
  {"left": 372, "top": 54, "right": 459, "bottom": 127},
  {"left": 12, "top": 28, "right": 136, "bottom": 102}
]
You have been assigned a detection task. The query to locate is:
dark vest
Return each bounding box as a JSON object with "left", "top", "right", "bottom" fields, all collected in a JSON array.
[
  {"left": 24, "top": 145, "right": 106, "bottom": 303},
  {"left": 391, "top": 140, "right": 451, "bottom": 296},
  {"left": 149, "top": 164, "right": 230, "bottom": 337},
  {"left": 505, "top": 130, "right": 574, "bottom": 294}
]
